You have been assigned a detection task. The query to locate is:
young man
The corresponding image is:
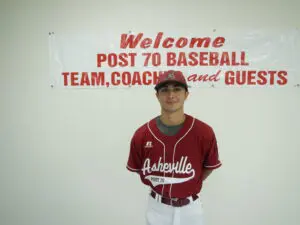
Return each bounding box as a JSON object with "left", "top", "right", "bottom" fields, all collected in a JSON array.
[{"left": 126, "top": 70, "right": 222, "bottom": 225}]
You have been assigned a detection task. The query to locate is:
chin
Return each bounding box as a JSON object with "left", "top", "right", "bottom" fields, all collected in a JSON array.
[{"left": 163, "top": 107, "right": 181, "bottom": 113}]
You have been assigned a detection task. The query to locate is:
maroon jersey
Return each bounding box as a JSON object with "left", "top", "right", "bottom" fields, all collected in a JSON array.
[{"left": 126, "top": 114, "right": 222, "bottom": 199}]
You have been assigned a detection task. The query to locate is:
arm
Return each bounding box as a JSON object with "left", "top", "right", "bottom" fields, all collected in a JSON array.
[
  {"left": 126, "top": 132, "right": 143, "bottom": 173},
  {"left": 202, "top": 168, "right": 213, "bottom": 181},
  {"left": 202, "top": 130, "right": 222, "bottom": 181}
]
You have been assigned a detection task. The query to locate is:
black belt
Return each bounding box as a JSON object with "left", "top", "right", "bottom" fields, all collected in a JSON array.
[{"left": 150, "top": 190, "right": 198, "bottom": 207}]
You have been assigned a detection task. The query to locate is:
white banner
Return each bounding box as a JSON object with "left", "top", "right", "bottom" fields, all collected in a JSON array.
[{"left": 48, "top": 29, "right": 300, "bottom": 89}]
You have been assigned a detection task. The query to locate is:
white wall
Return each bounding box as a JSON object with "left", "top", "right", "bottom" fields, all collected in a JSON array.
[{"left": 1, "top": 0, "right": 300, "bottom": 225}]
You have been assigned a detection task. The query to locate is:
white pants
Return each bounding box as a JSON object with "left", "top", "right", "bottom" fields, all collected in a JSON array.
[{"left": 145, "top": 193, "right": 204, "bottom": 225}]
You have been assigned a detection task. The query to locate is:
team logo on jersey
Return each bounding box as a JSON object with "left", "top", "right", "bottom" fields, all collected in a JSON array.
[
  {"left": 144, "top": 141, "right": 153, "bottom": 148},
  {"left": 142, "top": 156, "right": 195, "bottom": 187}
]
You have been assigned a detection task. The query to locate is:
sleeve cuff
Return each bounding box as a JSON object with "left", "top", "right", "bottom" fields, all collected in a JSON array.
[
  {"left": 204, "top": 162, "right": 222, "bottom": 169},
  {"left": 126, "top": 165, "right": 141, "bottom": 172}
]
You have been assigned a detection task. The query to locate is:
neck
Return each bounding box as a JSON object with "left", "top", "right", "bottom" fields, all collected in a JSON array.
[{"left": 160, "top": 109, "right": 185, "bottom": 126}]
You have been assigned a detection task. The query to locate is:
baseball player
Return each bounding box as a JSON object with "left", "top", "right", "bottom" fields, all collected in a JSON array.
[{"left": 126, "top": 70, "right": 222, "bottom": 225}]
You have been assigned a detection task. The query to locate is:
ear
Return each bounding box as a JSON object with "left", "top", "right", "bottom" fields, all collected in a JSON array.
[{"left": 185, "top": 91, "right": 189, "bottom": 100}]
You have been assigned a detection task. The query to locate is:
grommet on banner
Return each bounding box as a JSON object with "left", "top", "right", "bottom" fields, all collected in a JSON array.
[
  {"left": 210, "top": 84, "right": 215, "bottom": 88},
  {"left": 48, "top": 32, "right": 55, "bottom": 36},
  {"left": 213, "top": 29, "right": 216, "bottom": 32},
  {"left": 295, "top": 84, "right": 300, "bottom": 88}
]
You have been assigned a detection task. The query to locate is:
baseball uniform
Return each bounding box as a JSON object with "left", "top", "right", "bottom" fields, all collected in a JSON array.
[{"left": 126, "top": 114, "right": 222, "bottom": 225}]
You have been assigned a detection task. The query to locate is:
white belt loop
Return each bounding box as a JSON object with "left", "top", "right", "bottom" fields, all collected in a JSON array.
[{"left": 153, "top": 191, "right": 160, "bottom": 202}]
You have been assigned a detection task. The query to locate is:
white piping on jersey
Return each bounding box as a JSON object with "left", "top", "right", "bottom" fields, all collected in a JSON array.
[
  {"left": 147, "top": 122, "right": 166, "bottom": 196},
  {"left": 204, "top": 162, "right": 222, "bottom": 168},
  {"left": 126, "top": 165, "right": 140, "bottom": 172},
  {"left": 169, "top": 117, "right": 195, "bottom": 200}
]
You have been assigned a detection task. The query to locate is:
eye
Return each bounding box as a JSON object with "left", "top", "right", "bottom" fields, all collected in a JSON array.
[
  {"left": 174, "top": 87, "right": 183, "bottom": 92},
  {"left": 160, "top": 88, "right": 168, "bottom": 93}
]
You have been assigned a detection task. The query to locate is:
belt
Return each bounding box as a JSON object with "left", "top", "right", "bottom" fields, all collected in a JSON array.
[{"left": 150, "top": 190, "right": 198, "bottom": 207}]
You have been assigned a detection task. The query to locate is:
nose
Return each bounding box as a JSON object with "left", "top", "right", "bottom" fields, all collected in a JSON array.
[{"left": 167, "top": 90, "right": 176, "bottom": 98}]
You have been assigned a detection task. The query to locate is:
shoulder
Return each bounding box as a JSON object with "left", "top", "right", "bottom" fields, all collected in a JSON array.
[
  {"left": 188, "top": 114, "right": 215, "bottom": 139},
  {"left": 131, "top": 117, "right": 156, "bottom": 140}
]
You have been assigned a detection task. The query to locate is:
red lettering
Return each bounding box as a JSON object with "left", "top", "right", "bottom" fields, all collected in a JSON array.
[
  {"left": 236, "top": 71, "right": 246, "bottom": 85},
  {"left": 122, "top": 72, "right": 131, "bottom": 85},
  {"left": 61, "top": 72, "right": 105, "bottom": 86},
  {"left": 80, "top": 72, "right": 90, "bottom": 86},
  {"left": 247, "top": 70, "right": 256, "bottom": 85},
  {"left": 177, "top": 52, "right": 187, "bottom": 66},
  {"left": 119, "top": 53, "right": 128, "bottom": 67},
  {"left": 209, "top": 52, "right": 219, "bottom": 66},
  {"left": 152, "top": 53, "right": 161, "bottom": 66},
  {"left": 120, "top": 32, "right": 226, "bottom": 49},
  {"left": 209, "top": 70, "right": 221, "bottom": 81},
  {"left": 212, "top": 37, "right": 225, "bottom": 48},
  {"left": 257, "top": 71, "right": 268, "bottom": 85},
  {"left": 97, "top": 54, "right": 106, "bottom": 67},
  {"left": 62, "top": 72, "right": 69, "bottom": 86},
  {"left": 120, "top": 33, "right": 143, "bottom": 48},
  {"left": 224, "top": 70, "right": 288, "bottom": 86},
  {"left": 143, "top": 53, "right": 151, "bottom": 66},
  {"left": 132, "top": 72, "right": 142, "bottom": 85},
  {"left": 128, "top": 53, "right": 136, "bottom": 66},
  {"left": 176, "top": 38, "right": 188, "bottom": 48},
  {"left": 220, "top": 52, "right": 231, "bottom": 66},
  {"left": 167, "top": 52, "right": 176, "bottom": 66},
  {"left": 268, "top": 71, "right": 277, "bottom": 85},
  {"left": 188, "top": 52, "right": 198, "bottom": 66},
  {"left": 241, "top": 51, "right": 249, "bottom": 66},
  {"left": 153, "top": 71, "right": 162, "bottom": 85},
  {"left": 107, "top": 54, "right": 118, "bottom": 67},
  {"left": 277, "top": 71, "right": 288, "bottom": 85},
  {"left": 102, "top": 53, "right": 137, "bottom": 67},
  {"left": 187, "top": 72, "right": 220, "bottom": 82},
  {"left": 111, "top": 72, "right": 120, "bottom": 85},
  {"left": 197, "top": 74, "right": 209, "bottom": 82},
  {"left": 91, "top": 72, "right": 105, "bottom": 86},
  {"left": 162, "top": 38, "right": 174, "bottom": 48},
  {"left": 231, "top": 52, "right": 240, "bottom": 66},
  {"left": 187, "top": 74, "right": 197, "bottom": 82},
  {"left": 143, "top": 71, "right": 152, "bottom": 85},
  {"left": 71, "top": 72, "right": 79, "bottom": 86},
  {"left": 153, "top": 32, "right": 163, "bottom": 48},
  {"left": 199, "top": 52, "right": 208, "bottom": 66},
  {"left": 189, "top": 37, "right": 211, "bottom": 48},
  {"left": 225, "top": 71, "right": 235, "bottom": 85},
  {"left": 141, "top": 38, "right": 152, "bottom": 48}
]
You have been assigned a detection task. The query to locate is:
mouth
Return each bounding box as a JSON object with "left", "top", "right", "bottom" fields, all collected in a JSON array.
[{"left": 166, "top": 101, "right": 178, "bottom": 105}]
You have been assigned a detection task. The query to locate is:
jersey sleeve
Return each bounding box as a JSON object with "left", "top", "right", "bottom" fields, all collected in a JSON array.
[
  {"left": 126, "top": 132, "right": 143, "bottom": 173},
  {"left": 203, "top": 131, "right": 222, "bottom": 169}
]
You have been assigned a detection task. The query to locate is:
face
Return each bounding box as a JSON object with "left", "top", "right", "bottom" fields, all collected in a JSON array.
[{"left": 156, "top": 83, "right": 189, "bottom": 113}]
